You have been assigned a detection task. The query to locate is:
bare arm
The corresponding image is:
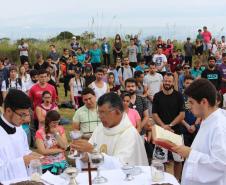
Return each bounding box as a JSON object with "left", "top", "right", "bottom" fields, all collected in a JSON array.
[
  {"left": 152, "top": 112, "right": 174, "bottom": 132},
  {"left": 72, "top": 121, "right": 80, "bottom": 130},
  {"left": 69, "top": 79, "right": 75, "bottom": 106},
  {"left": 140, "top": 110, "right": 149, "bottom": 129},
  {"left": 35, "top": 106, "right": 45, "bottom": 125},
  {"left": 182, "top": 120, "right": 191, "bottom": 129},
  {"left": 36, "top": 139, "right": 65, "bottom": 155},
  {"left": 136, "top": 119, "right": 142, "bottom": 133},
  {"left": 54, "top": 132, "right": 68, "bottom": 150},
  {"left": 144, "top": 85, "right": 154, "bottom": 101},
  {"left": 118, "top": 75, "right": 124, "bottom": 88},
  {"left": 2, "top": 91, "right": 7, "bottom": 100},
  {"left": 143, "top": 86, "right": 148, "bottom": 97},
  {"left": 152, "top": 113, "right": 166, "bottom": 127},
  {"left": 68, "top": 70, "right": 75, "bottom": 75},
  {"left": 169, "top": 112, "right": 185, "bottom": 126},
  {"left": 159, "top": 61, "right": 167, "bottom": 71}
]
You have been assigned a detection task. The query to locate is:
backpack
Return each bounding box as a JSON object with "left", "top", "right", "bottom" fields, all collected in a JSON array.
[
  {"left": 121, "top": 66, "right": 134, "bottom": 80},
  {"left": 5, "top": 78, "right": 22, "bottom": 90}
]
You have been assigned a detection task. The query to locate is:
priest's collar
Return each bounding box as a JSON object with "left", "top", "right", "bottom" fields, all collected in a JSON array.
[
  {"left": 103, "top": 113, "right": 132, "bottom": 136},
  {"left": 0, "top": 114, "right": 16, "bottom": 134}
]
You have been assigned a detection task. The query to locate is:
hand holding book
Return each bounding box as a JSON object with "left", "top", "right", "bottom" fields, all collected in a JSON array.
[{"left": 152, "top": 125, "right": 183, "bottom": 153}]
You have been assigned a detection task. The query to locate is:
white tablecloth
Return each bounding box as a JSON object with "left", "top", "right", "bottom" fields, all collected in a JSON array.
[{"left": 2, "top": 166, "right": 180, "bottom": 185}]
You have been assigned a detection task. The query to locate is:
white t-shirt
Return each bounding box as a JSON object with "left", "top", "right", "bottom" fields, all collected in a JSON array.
[
  {"left": 152, "top": 54, "right": 167, "bottom": 72},
  {"left": 72, "top": 78, "right": 85, "bottom": 96},
  {"left": 90, "top": 81, "right": 108, "bottom": 100},
  {"left": 25, "top": 79, "right": 36, "bottom": 92},
  {"left": 143, "top": 73, "right": 163, "bottom": 96},
  {"left": 118, "top": 67, "right": 135, "bottom": 81},
  {"left": 1, "top": 79, "right": 27, "bottom": 92},
  {"left": 210, "top": 44, "right": 218, "bottom": 56},
  {"left": 18, "top": 43, "right": 29, "bottom": 56}
]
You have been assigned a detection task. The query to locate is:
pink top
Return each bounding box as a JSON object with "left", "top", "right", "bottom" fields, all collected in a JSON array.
[
  {"left": 29, "top": 83, "right": 57, "bottom": 110},
  {"left": 36, "top": 103, "right": 58, "bottom": 129},
  {"left": 202, "top": 31, "right": 212, "bottom": 43},
  {"left": 35, "top": 125, "right": 66, "bottom": 165},
  {"left": 126, "top": 108, "right": 141, "bottom": 127}
]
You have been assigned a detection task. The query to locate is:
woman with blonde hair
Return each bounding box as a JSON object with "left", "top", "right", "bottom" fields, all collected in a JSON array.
[
  {"left": 19, "top": 65, "right": 31, "bottom": 90},
  {"left": 190, "top": 59, "right": 204, "bottom": 79}
]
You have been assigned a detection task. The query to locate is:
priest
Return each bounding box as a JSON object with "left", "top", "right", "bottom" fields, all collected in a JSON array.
[
  {"left": 0, "top": 89, "right": 42, "bottom": 181},
  {"left": 172, "top": 79, "right": 226, "bottom": 185},
  {"left": 71, "top": 92, "right": 148, "bottom": 169}
]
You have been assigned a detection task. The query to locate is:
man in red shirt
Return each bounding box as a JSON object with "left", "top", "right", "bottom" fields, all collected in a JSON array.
[
  {"left": 201, "top": 26, "right": 212, "bottom": 51},
  {"left": 168, "top": 51, "right": 180, "bottom": 73},
  {"left": 29, "top": 69, "right": 57, "bottom": 130}
]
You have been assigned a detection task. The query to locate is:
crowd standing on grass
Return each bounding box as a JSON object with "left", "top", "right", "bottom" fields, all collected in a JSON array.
[{"left": 1, "top": 26, "right": 226, "bottom": 184}]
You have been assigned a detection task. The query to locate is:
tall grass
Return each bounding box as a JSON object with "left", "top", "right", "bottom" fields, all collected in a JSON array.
[{"left": 0, "top": 37, "right": 184, "bottom": 65}]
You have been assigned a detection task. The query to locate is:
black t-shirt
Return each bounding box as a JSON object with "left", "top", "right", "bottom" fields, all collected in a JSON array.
[
  {"left": 84, "top": 75, "right": 96, "bottom": 87},
  {"left": 60, "top": 55, "right": 69, "bottom": 63},
  {"left": 67, "top": 62, "right": 82, "bottom": 78},
  {"left": 68, "top": 62, "right": 82, "bottom": 71},
  {"left": 201, "top": 69, "right": 221, "bottom": 90},
  {"left": 152, "top": 90, "right": 185, "bottom": 134},
  {"left": 34, "top": 62, "right": 49, "bottom": 71}
]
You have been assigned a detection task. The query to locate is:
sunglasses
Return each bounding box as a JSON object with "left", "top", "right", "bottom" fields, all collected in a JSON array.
[
  {"left": 184, "top": 67, "right": 190, "bottom": 69},
  {"left": 166, "top": 72, "right": 173, "bottom": 76}
]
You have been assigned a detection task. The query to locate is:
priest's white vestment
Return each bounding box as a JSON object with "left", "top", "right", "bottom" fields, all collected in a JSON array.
[
  {"left": 182, "top": 109, "right": 226, "bottom": 185},
  {"left": 89, "top": 113, "right": 148, "bottom": 169},
  {"left": 0, "top": 121, "right": 31, "bottom": 181}
]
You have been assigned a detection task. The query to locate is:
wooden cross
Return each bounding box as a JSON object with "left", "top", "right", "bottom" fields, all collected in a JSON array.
[{"left": 82, "top": 161, "right": 97, "bottom": 185}]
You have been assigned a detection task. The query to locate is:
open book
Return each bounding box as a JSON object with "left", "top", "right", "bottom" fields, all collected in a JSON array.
[{"left": 152, "top": 124, "right": 183, "bottom": 152}]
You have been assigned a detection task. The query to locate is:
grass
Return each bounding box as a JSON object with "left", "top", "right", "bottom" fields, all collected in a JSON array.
[{"left": 57, "top": 83, "right": 74, "bottom": 139}]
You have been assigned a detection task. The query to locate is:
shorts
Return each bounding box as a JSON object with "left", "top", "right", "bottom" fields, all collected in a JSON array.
[{"left": 153, "top": 146, "right": 184, "bottom": 163}]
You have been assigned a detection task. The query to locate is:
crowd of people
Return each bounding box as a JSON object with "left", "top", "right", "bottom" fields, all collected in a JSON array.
[{"left": 1, "top": 25, "right": 226, "bottom": 185}]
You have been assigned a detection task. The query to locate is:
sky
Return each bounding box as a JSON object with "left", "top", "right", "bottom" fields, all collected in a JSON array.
[{"left": 0, "top": 0, "right": 226, "bottom": 40}]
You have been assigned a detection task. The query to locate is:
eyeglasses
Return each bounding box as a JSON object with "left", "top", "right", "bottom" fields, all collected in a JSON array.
[
  {"left": 12, "top": 110, "right": 30, "bottom": 120},
  {"left": 184, "top": 67, "right": 190, "bottom": 69},
  {"left": 165, "top": 72, "right": 174, "bottom": 76},
  {"left": 97, "top": 109, "right": 116, "bottom": 116},
  {"left": 144, "top": 71, "right": 149, "bottom": 73}
]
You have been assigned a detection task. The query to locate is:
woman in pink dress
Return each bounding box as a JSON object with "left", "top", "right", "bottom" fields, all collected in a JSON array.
[
  {"left": 121, "top": 92, "right": 141, "bottom": 132},
  {"left": 35, "top": 110, "right": 68, "bottom": 174}
]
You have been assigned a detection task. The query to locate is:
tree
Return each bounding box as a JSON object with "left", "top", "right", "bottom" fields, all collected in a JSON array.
[
  {"left": 56, "top": 31, "right": 74, "bottom": 40},
  {"left": 81, "top": 31, "right": 95, "bottom": 40}
]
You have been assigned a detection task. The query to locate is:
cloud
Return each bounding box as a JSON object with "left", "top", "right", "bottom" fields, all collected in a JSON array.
[{"left": 0, "top": 0, "right": 226, "bottom": 39}]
